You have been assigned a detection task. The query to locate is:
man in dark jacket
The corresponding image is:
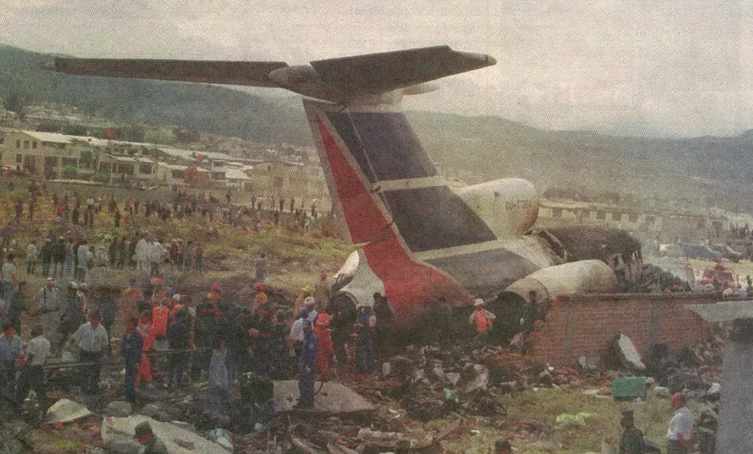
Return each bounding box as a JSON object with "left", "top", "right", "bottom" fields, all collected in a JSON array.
[
  {"left": 167, "top": 309, "right": 190, "bottom": 387},
  {"left": 121, "top": 316, "right": 143, "bottom": 403},
  {"left": 40, "top": 239, "right": 53, "bottom": 277},
  {"left": 619, "top": 410, "right": 644, "bottom": 454},
  {"left": 52, "top": 237, "right": 66, "bottom": 279}
]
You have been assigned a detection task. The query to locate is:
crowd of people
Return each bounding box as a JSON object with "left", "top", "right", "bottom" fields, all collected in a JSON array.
[{"left": 0, "top": 265, "right": 399, "bottom": 414}]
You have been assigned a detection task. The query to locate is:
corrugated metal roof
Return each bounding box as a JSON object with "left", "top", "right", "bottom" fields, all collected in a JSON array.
[
  {"left": 686, "top": 301, "right": 753, "bottom": 322},
  {"left": 21, "top": 131, "right": 72, "bottom": 143}
]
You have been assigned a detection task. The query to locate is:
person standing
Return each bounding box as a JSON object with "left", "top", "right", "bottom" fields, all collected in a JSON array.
[
  {"left": 14, "top": 324, "right": 50, "bottom": 410},
  {"left": 40, "top": 239, "right": 53, "bottom": 277},
  {"left": 313, "top": 313, "right": 334, "bottom": 381},
  {"left": 296, "top": 319, "right": 317, "bottom": 409},
  {"left": 9, "top": 281, "right": 27, "bottom": 335},
  {"left": 60, "top": 282, "right": 85, "bottom": 351},
  {"left": 64, "top": 238, "right": 75, "bottom": 277},
  {"left": 0, "top": 322, "right": 23, "bottom": 400},
  {"left": 354, "top": 303, "right": 376, "bottom": 375},
  {"left": 255, "top": 253, "right": 267, "bottom": 283},
  {"left": 667, "top": 393, "right": 693, "bottom": 454},
  {"left": 619, "top": 410, "right": 644, "bottom": 454},
  {"left": 35, "top": 279, "right": 60, "bottom": 349},
  {"left": 469, "top": 298, "right": 496, "bottom": 345},
  {"left": 72, "top": 311, "right": 110, "bottom": 394},
  {"left": 167, "top": 309, "right": 190, "bottom": 388},
  {"left": 313, "top": 272, "right": 331, "bottom": 310},
  {"left": 77, "top": 240, "right": 90, "bottom": 282},
  {"left": 25, "top": 240, "right": 38, "bottom": 276},
  {"left": 121, "top": 316, "right": 143, "bottom": 404},
  {"left": 52, "top": 237, "right": 65, "bottom": 279},
  {"left": 1, "top": 254, "right": 17, "bottom": 317}
]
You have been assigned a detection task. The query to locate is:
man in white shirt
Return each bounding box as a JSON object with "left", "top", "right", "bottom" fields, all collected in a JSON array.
[
  {"left": 1, "top": 254, "right": 17, "bottom": 316},
  {"left": 73, "top": 311, "right": 109, "bottom": 394},
  {"left": 15, "top": 324, "right": 50, "bottom": 409},
  {"left": 25, "top": 240, "right": 38, "bottom": 275},
  {"left": 667, "top": 392, "right": 693, "bottom": 454}
]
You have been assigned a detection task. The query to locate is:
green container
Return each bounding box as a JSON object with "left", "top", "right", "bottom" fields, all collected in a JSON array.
[{"left": 612, "top": 376, "right": 646, "bottom": 400}]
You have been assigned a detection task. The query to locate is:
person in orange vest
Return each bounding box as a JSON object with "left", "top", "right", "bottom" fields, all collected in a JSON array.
[
  {"left": 135, "top": 309, "right": 155, "bottom": 388},
  {"left": 252, "top": 282, "right": 268, "bottom": 313},
  {"left": 468, "top": 298, "right": 496, "bottom": 345},
  {"left": 313, "top": 312, "right": 334, "bottom": 381}
]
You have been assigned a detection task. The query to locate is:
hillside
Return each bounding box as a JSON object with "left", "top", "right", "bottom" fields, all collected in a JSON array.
[{"left": 3, "top": 43, "right": 753, "bottom": 211}]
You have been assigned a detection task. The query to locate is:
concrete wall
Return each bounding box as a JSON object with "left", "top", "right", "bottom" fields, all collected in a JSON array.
[{"left": 530, "top": 293, "right": 722, "bottom": 366}]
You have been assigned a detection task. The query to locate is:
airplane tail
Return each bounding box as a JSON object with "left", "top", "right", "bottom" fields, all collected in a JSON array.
[{"left": 305, "top": 100, "right": 494, "bottom": 320}]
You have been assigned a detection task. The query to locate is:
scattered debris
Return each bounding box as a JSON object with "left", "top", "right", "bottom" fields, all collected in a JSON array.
[{"left": 46, "top": 399, "right": 93, "bottom": 423}]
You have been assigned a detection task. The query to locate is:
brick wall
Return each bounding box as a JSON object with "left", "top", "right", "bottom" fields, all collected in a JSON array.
[{"left": 529, "top": 293, "right": 722, "bottom": 367}]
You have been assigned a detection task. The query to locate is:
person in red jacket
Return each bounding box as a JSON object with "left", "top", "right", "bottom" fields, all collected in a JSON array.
[
  {"left": 135, "top": 310, "right": 155, "bottom": 388},
  {"left": 313, "top": 313, "right": 334, "bottom": 381}
]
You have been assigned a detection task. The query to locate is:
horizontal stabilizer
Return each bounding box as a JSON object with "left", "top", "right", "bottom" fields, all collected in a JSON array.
[
  {"left": 310, "top": 45, "right": 495, "bottom": 95},
  {"left": 51, "top": 46, "right": 495, "bottom": 103},
  {"left": 53, "top": 58, "right": 288, "bottom": 87}
]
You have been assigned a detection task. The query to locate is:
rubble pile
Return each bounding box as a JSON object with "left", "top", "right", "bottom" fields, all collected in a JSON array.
[{"left": 629, "top": 263, "right": 692, "bottom": 292}]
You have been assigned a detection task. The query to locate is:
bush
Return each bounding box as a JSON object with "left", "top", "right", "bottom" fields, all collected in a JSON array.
[{"left": 61, "top": 166, "right": 79, "bottom": 178}]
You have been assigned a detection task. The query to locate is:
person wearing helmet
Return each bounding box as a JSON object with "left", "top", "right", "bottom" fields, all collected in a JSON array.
[
  {"left": 469, "top": 298, "right": 496, "bottom": 345},
  {"left": 313, "top": 313, "right": 334, "bottom": 381}
]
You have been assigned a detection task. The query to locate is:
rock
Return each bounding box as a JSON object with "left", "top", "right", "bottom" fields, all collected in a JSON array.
[
  {"left": 102, "top": 415, "right": 230, "bottom": 454},
  {"left": 273, "top": 380, "right": 375, "bottom": 413},
  {"left": 446, "top": 372, "right": 461, "bottom": 386},
  {"left": 46, "top": 399, "right": 93, "bottom": 423},
  {"left": 706, "top": 382, "right": 721, "bottom": 397},
  {"left": 208, "top": 428, "right": 234, "bottom": 452},
  {"left": 103, "top": 434, "right": 141, "bottom": 454},
  {"left": 139, "top": 402, "right": 179, "bottom": 422},
  {"left": 106, "top": 401, "right": 133, "bottom": 417},
  {"left": 655, "top": 386, "right": 671, "bottom": 398},
  {"left": 464, "top": 365, "right": 490, "bottom": 394},
  {"left": 614, "top": 334, "right": 646, "bottom": 371}
]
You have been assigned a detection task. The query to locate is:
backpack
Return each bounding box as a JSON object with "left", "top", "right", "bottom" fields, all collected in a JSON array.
[{"left": 153, "top": 306, "right": 169, "bottom": 337}]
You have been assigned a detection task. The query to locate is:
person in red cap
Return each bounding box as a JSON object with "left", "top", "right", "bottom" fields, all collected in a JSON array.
[
  {"left": 313, "top": 272, "right": 331, "bottom": 310},
  {"left": 313, "top": 313, "right": 334, "bottom": 381},
  {"left": 667, "top": 392, "right": 693, "bottom": 453}
]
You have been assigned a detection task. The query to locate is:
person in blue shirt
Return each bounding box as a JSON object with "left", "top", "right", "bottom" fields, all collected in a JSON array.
[{"left": 296, "top": 319, "right": 317, "bottom": 409}]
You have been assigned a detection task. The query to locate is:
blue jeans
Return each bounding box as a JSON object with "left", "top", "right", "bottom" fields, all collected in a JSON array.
[
  {"left": 1, "top": 282, "right": 13, "bottom": 316},
  {"left": 298, "top": 368, "right": 315, "bottom": 407},
  {"left": 65, "top": 257, "right": 73, "bottom": 276},
  {"left": 357, "top": 337, "right": 375, "bottom": 375}
]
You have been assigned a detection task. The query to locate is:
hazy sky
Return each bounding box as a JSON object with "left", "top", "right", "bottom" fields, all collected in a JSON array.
[{"left": 3, "top": 0, "right": 753, "bottom": 137}]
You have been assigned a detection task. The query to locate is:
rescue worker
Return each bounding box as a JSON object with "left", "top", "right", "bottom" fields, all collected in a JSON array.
[
  {"left": 313, "top": 312, "right": 334, "bottom": 381},
  {"left": 354, "top": 303, "right": 376, "bottom": 375},
  {"left": 134, "top": 421, "right": 168, "bottom": 454},
  {"left": 619, "top": 409, "right": 644, "bottom": 454},
  {"left": 121, "top": 316, "right": 143, "bottom": 404},
  {"left": 296, "top": 319, "right": 317, "bottom": 409},
  {"left": 469, "top": 298, "right": 496, "bottom": 345},
  {"left": 373, "top": 292, "right": 394, "bottom": 355},
  {"left": 136, "top": 310, "right": 155, "bottom": 389},
  {"left": 207, "top": 283, "right": 222, "bottom": 311}
]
